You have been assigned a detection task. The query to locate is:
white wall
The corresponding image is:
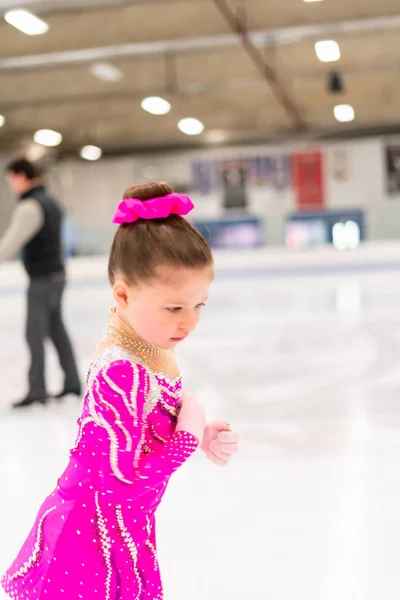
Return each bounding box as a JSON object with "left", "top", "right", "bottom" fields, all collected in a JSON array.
[
  {"left": 325, "top": 139, "right": 400, "bottom": 241},
  {"left": 2, "top": 136, "right": 400, "bottom": 252},
  {"left": 51, "top": 145, "right": 297, "bottom": 251}
]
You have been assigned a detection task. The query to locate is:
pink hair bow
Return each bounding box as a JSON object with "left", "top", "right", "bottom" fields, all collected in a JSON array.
[{"left": 112, "top": 193, "right": 194, "bottom": 225}]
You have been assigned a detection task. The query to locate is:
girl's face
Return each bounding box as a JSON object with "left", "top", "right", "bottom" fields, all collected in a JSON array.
[{"left": 113, "top": 265, "right": 213, "bottom": 350}]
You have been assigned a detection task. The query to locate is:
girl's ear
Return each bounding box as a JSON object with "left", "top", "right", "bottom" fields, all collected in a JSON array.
[{"left": 112, "top": 279, "right": 130, "bottom": 310}]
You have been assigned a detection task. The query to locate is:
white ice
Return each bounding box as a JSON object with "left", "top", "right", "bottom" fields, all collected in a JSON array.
[{"left": 1, "top": 250, "right": 400, "bottom": 600}]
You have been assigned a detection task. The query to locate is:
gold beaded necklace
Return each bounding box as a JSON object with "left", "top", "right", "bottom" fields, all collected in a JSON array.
[{"left": 103, "top": 308, "right": 179, "bottom": 377}]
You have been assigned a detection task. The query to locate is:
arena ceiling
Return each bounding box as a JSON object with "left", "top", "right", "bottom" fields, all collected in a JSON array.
[{"left": 0, "top": 0, "right": 400, "bottom": 156}]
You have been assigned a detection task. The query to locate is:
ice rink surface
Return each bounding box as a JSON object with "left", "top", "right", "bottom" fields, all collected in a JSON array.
[{"left": 1, "top": 247, "right": 400, "bottom": 600}]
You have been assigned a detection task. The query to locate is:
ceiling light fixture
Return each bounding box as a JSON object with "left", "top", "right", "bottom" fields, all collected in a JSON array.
[
  {"left": 205, "top": 129, "right": 229, "bottom": 144},
  {"left": 80, "top": 145, "right": 102, "bottom": 161},
  {"left": 89, "top": 62, "right": 124, "bottom": 82},
  {"left": 315, "top": 40, "right": 341, "bottom": 63},
  {"left": 0, "top": 115, "right": 5, "bottom": 128},
  {"left": 25, "top": 143, "right": 48, "bottom": 162},
  {"left": 34, "top": 129, "right": 62, "bottom": 147},
  {"left": 4, "top": 9, "right": 49, "bottom": 36},
  {"left": 141, "top": 97, "right": 171, "bottom": 115},
  {"left": 178, "top": 118, "right": 204, "bottom": 136},
  {"left": 334, "top": 104, "right": 355, "bottom": 123}
]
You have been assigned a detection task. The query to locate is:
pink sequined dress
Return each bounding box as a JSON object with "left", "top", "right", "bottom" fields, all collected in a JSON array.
[{"left": 1, "top": 343, "right": 198, "bottom": 600}]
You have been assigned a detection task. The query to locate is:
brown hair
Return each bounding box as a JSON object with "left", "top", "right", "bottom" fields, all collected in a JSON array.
[
  {"left": 108, "top": 182, "right": 213, "bottom": 285},
  {"left": 6, "top": 157, "right": 40, "bottom": 180}
]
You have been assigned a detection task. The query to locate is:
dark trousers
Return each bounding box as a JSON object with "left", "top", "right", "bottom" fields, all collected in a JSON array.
[{"left": 26, "top": 272, "right": 80, "bottom": 398}]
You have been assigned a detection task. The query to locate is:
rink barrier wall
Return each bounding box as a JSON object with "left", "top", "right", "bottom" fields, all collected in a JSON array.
[{"left": 1, "top": 242, "right": 400, "bottom": 295}]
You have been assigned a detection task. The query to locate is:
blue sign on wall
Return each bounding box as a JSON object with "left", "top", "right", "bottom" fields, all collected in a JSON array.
[
  {"left": 194, "top": 216, "right": 264, "bottom": 249},
  {"left": 285, "top": 209, "right": 365, "bottom": 249}
]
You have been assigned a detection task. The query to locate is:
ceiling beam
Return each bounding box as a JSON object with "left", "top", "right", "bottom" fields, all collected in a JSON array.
[
  {"left": 0, "top": 0, "right": 148, "bottom": 13},
  {"left": 3, "top": 62, "right": 400, "bottom": 113},
  {"left": 0, "top": 77, "right": 273, "bottom": 112},
  {"left": 1, "top": 14, "right": 400, "bottom": 73},
  {"left": 212, "top": 0, "right": 303, "bottom": 130}
]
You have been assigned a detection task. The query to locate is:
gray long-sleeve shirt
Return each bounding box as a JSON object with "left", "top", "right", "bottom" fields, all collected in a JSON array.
[{"left": 0, "top": 199, "right": 44, "bottom": 262}]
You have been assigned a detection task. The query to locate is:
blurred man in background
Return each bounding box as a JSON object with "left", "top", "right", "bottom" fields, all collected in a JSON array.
[{"left": 0, "top": 158, "right": 81, "bottom": 408}]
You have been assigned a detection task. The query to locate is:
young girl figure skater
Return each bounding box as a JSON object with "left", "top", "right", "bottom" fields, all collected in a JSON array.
[{"left": 1, "top": 182, "right": 239, "bottom": 600}]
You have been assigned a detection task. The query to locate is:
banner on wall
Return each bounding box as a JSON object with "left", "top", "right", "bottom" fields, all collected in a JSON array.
[
  {"left": 331, "top": 148, "right": 349, "bottom": 181},
  {"left": 192, "top": 160, "right": 215, "bottom": 196},
  {"left": 192, "top": 154, "right": 292, "bottom": 197},
  {"left": 220, "top": 159, "right": 248, "bottom": 210},
  {"left": 247, "top": 155, "right": 292, "bottom": 190},
  {"left": 246, "top": 157, "right": 264, "bottom": 187},
  {"left": 386, "top": 145, "right": 400, "bottom": 194},
  {"left": 293, "top": 150, "right": 325, "bottom": 211}
]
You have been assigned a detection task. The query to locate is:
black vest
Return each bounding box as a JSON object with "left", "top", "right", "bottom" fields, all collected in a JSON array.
[{"left": 19, "top": 185, "right": 65, "bottom": 278}]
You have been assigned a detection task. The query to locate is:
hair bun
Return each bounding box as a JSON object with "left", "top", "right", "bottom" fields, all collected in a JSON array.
[
  {"left": 109, "top": 181, "right": 212, "bottom": 285},
  {"left": 123, "top": 182, "right": 173, "bottom": 202}
]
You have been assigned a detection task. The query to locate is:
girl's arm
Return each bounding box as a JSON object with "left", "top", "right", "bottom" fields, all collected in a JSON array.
[{"left": 90, "top": 359, "right": 200, "bottom": 492}]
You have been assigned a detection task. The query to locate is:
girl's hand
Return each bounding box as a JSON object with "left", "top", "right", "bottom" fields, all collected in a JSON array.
[
  {"left": 176, "top": 391, "right": 206, "bottom": 447},
  {"left": 201, "top": 421, "right": 240, "bottom": 467}
]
